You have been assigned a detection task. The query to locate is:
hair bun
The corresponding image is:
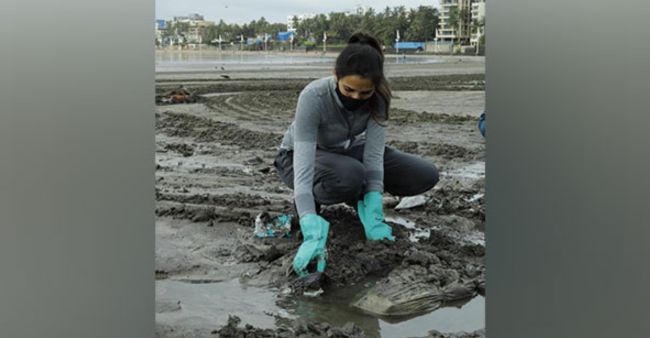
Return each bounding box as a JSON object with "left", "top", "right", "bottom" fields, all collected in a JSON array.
[
  {"left": 348, "top": 32, "right": 370, "bottom": 45},
  {"left": 347, "top": 31, "right": 384, "bottom": 59}
]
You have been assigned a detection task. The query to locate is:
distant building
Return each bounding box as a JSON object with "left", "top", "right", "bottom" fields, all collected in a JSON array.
[
  {"left": 171, "top": 14, "right": 214, "bottom": 44},
  {"left": 438, "top": 0, "right": 473, "bottom": 44},
  {"left": 470, "top": 0, "right": 486, "bottom": 46},
  {"left": 155, "top": 20, "right": 167, "bottom": 45},
  {"left": 287, "top": 13, "right": 316, "bottom": 32},
  {"left": 173, "top": 13, "right": 204, "bottom": 22}
]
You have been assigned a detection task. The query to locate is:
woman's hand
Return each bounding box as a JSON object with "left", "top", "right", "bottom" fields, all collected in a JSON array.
[
  {"left": 357, "top": 192, "right": 395, "bottom": 241},
  {"left": 292, "top": 214, "right": 330, "bottom": 277}
]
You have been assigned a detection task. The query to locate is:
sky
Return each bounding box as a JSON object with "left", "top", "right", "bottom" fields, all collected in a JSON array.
[{"left": 156, "top": 0, "right": 441, "bottom": 24}]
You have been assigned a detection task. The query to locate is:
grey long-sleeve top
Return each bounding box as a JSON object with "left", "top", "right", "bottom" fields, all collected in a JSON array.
[{"left": 280, "top": 75, "right": 386, "bottom": 217}]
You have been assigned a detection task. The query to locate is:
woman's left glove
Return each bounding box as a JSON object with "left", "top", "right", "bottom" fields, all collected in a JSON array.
[{"left": 357, "top": 192, "right": 395, "bottom": 241}]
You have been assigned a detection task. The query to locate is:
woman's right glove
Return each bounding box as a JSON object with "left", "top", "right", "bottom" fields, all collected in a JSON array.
[{"left": 292, "top": 214, "right": 329, "bottom": 277}]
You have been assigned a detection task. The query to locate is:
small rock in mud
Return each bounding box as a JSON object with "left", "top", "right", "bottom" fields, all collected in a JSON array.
[
  {"left": 404, "top": 248, "right": 440, "bottom": 267},
  {"left": 191, "top": 208, "right": 215, "bottom": 223},
  {"left": 244, "top": 156, "right": 265, "bottom": 165},
  {"left": 164, "top": 143, "right": 194, "bottom": 157}
]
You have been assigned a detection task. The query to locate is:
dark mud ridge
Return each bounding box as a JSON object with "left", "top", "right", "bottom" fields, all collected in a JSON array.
[
  {"left": 391, "top": 109, "right": 479, "bottom": 125},
  {"left": 387, "top": 141, "right": 484, "bottom": 161},
  {"left": 389, "top": 74, "right": 485, "bottom": 91},
  {"left": 156, "top": 111, "right": 283, "bottom": 150},
  {"left": 155, "top": 74, "right": 485, "bottom": 96},
  {"left": 162, "top": 143, "right": 195, "bottom": 157},
  {"left": 212, "top": 315, "right": 485, "bottom": 338}
]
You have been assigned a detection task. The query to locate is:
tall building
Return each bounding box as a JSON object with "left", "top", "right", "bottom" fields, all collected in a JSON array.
[
  {"left": 438, "top": 0, "right": 474, "bottom": 44},
  {"left": 470, "top": 0, "right": 486, "bottom": 46}
]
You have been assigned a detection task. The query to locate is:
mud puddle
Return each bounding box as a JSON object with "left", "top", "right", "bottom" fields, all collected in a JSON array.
[
  {"left": 156, "top": 279, "right": 290, "bottom": 337},
  {"left": 283, "top": 278, "right": 485, "bottom": 338},
  {"left": 156, "top": 277, "right": 484, "bottom": 338}
]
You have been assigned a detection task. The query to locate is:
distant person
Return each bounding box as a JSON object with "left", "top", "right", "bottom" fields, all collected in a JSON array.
[
  {"left": 478, "top": 112, "right": 486, "bottom": 137},
  {"left": 274, "top": 32, "right": 439, "bottom": 277}
]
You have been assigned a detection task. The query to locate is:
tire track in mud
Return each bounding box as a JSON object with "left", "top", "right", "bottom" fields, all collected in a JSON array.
[
  {"left": 156, "top": 111, "right": 283, "bottom": 150},
  {"left": 203, "top": 91, "right": 297, "bottom": 125}
]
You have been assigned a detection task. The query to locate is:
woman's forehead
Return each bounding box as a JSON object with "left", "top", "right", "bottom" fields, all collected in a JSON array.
[{"left": 339, "top": 75, "right": 375, "bottom": 90}]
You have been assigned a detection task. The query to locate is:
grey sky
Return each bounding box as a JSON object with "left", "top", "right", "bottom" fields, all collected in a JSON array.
[{"left": 156, "top": 0, "right": 440, "bottom": 24}]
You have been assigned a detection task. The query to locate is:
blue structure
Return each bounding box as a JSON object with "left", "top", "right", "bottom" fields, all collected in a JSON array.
[
  {"left": 155, "top": 20, "right": 166, "bottom": 30},
  {"left": 394, "top": 41, "right": 425, "bottom": 50},
  {"left": 277, "top": 32, "right": 294, "bottom": 41},
  {"left": 247, "top": 37, "right": 263, "bottom": 45}
]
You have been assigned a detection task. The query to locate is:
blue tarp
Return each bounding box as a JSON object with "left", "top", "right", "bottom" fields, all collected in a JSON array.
[
  {"left": 277, "top": 32, "right": 294, "bottom": 41},
  {"left": 156, "top": 20, "right": 166, "bottom": 30},
  {"left": 394, "top": 41, "right": 425, "bottom": 49}
]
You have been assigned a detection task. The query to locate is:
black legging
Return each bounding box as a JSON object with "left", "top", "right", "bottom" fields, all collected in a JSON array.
[{"left": 273, "top": 144, "right": 439, "bottom": 206}]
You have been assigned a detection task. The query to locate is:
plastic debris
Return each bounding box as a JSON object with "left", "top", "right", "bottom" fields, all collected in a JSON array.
[
  {"left": 253, "top": 212, "right": 293, "bottom": 238},
  {"left": 394, "top": 195, "right": 428, "bottom": 210}
]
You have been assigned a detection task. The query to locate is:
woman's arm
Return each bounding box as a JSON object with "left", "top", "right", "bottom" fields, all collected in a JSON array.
[
  {"left": 362, "top": 100, "right": 387, "bottom": 193},
  {"left": 293, "top": 89, "right": 321, "bottom": 217}
]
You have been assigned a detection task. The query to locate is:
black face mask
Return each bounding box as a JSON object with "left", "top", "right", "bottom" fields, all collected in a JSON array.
[{"left": 335, "top": 85, "right": 370, "bottom": 111}]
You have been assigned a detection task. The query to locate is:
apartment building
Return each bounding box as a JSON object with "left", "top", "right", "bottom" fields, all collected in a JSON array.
[
  {"left": 171, "top": 14, "right": 214, "bottom": 44},
  {"left": 470, "top": 0, "right": 486, "bottom": 45},
  {"left": 438, "top": 0, "right": 473, "bottom": 44}
]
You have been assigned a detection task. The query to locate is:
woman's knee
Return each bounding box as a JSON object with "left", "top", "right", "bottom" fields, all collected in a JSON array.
[
  {"left": 314, "top": 163, "right": 365, "bottom": 203},
  {"left": 385, "top": 156, "right": 439, "bottom": 196},
  {"left": 421, "top": 162, "right": 439, "bottom": 190}
]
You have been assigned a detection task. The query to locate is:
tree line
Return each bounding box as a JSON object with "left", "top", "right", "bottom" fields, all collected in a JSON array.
[{"left": 163, "top": 6, "right": 441, "bottom": 47}]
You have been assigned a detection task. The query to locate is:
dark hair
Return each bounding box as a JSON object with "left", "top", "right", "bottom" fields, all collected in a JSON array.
[{"left": 335, "top": 32, "right": 391, "bottom": 124}]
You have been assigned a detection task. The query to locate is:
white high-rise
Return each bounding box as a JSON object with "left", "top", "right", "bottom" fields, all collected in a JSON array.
[
  {"left": 470, "top": 0, "right": 486, "bottom": 46},
  {"left": 438, "top": 0, "right": 483, "bottom": 45}
]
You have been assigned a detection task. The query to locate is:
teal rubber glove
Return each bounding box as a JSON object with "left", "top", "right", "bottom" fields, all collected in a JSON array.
[
  {"left": 357, "top": 192, "right": 395, "bottom": 241},
  {"left": 292, "top": 214, "right": 329, "bottom": 277}
]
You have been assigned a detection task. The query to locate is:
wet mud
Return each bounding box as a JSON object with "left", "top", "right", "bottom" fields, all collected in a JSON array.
[
  {"left": 209, "top": 315, "right": 485, "bottom": 338},
  {"left": 155, "top": 61, "right": 485, "bottom": 337}
]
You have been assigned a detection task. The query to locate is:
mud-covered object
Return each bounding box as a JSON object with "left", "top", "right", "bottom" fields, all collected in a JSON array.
[
  {"left": 254, "top": 212, "right": 293, "bottom": 238},
  {"left": 353, "top": 272, "right": 479, "bottom": 317},
  {"left": 288, "top": 272, "right": 330, "bottom": 295}
]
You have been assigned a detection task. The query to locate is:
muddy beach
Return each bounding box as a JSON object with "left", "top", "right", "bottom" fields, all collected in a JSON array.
[{"left": 155, "top": 55, "right": 485, "bottom": 337}]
